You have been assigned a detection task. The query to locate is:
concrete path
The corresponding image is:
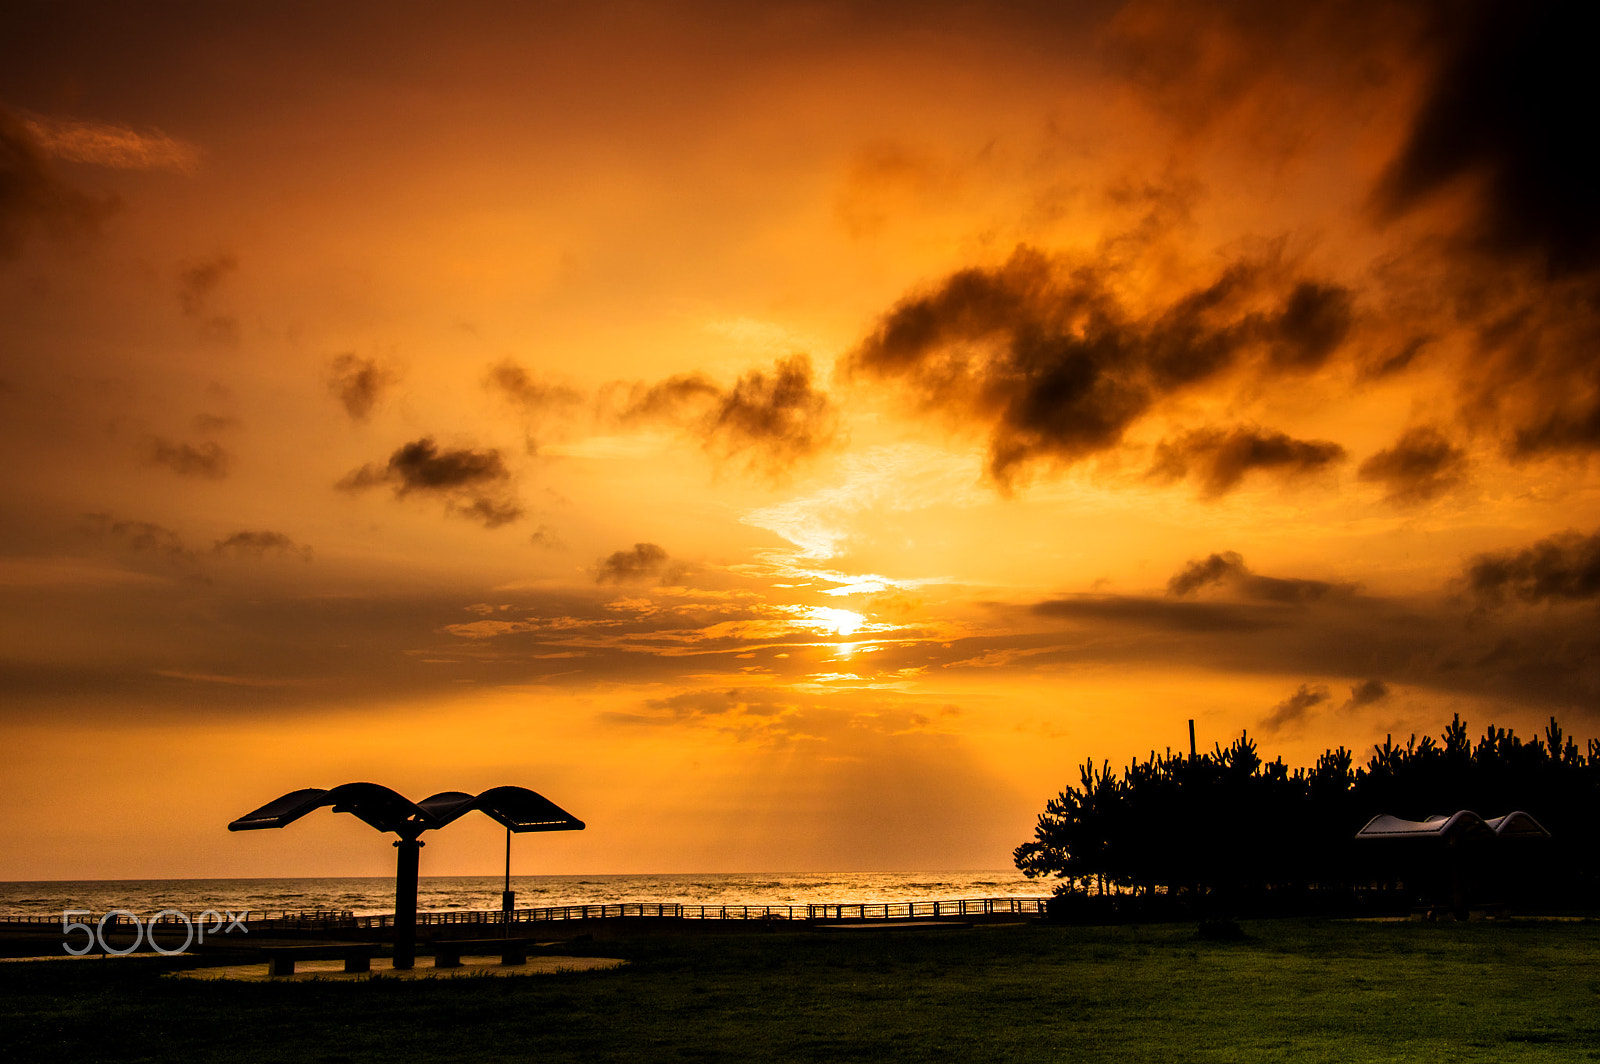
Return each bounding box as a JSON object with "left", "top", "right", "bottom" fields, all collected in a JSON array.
[{"left": 169, "top": 955, "right": 627, "bottom": 981}]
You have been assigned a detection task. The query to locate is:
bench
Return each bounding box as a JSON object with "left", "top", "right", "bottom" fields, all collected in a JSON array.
[
  {"left": 259, "top": 942, "right": 379, "bottom": 976},
  {"left": 431, "top": 938, "right": 534, "bottom": 968}
]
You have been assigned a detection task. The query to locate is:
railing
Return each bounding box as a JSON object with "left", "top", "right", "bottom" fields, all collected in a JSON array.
[
  {"left": 1, "top": 897, "right": 1048, "bottom": 931},
  {"left": 326, "top": 896, "right": 1046, "bottom": 929}
]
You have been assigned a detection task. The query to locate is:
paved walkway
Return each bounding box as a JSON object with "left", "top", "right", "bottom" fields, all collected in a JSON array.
[{"left": 169, "top": 955, "right": 627, "bottom": 982}]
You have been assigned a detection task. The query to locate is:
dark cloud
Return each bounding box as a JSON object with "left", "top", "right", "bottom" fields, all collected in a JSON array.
[
  {"left": 622, "top": 373, "right": 722, "bottom": 418},
  {"left": 1166, "top": 551, "right": 1244, "bottom": 596},
  {"left": 1462, "top": 529, "right": 1600, "bottom": 609},
  {"left": 1104, "top": 0, "right": 1419, "bottom": 136},
  {"left": 1358, "top": 1, "right": 1600, "bottom": 465},
  {"left": 1148, "top": 425, "right": 1345, "bottom": 496},
  {"left": 1374, "top": 1, "right": 1600, "bottom": 278},
  {"left": 145, "top": 437, "right": 229, "bottom": 479},
  {"left": 0, "top": 105, "right": 115, "bottom": 258},
  {"left": 1507, "top": 358, "right": 1600, "bottom": 458},
  {"left": 337, "top": 437, "right": 522, "bottom": 528},
  {"left": 213, "top": 531, "right": 312, "bottom": 561},
  {"left": 1268, "top": 282, "right": 1356, "bottom": 371},
  {"left": 1260, "top": 682, "right": 1329, "bottom": 733},
  {"left": 621, "top": 355, "right": 836, "bottom": 477},
  {"left": 175, "top": 254, "right": 239, "bottom": 343},
  {"left": 327, "top": 354, "right": 399, "bottom": 422},
  {"left": 191, "top": 414, "right": 239, "bottom": 433},
  {"left": 1357, "top": 425, "right": 1468, "bottom": 504},
  {"left": 595, "top": 543, "right": 670, "bottom": 585},
  {"left": 1001, "top": 581, "right": 1600, "bottom": 718},
  {"left": 847, "top": 246, "right": 1354, "bottom": 490},
  {"left": 1102, "top": 2, "right": 1600, "bottom": 466},
  {"left": 485, "top": 360, "right": 581, "bottom": 410},
  {"left": 712, "top": 356, "right": 836, "bottom": 468},
  {"left": 455, "top": 497, "right": 524, "bottom": 529},
  {"left": 81, "top": 513, "right": 194, "bottom": 563},
  {"left": 176, "top": 254, "right": 236, "bottom": 316},
  {"left": 1166, "top": 550, "right": 1352, "bottom": 603},
  {"left": 1435, "top": 267, "right": 1600, "bottom": 462},
  {"left": 350, "top": 437, "right": 508, "bottom": 493},
  {"left": 1031, "top": 594, "right": 1283, "bottom": 633},
  {"left": 1343, "top": 678, "right": 1391, "bottom": 710},
  {"left": 1110, "top": 0, "right": 1597, "bottom": 279}
]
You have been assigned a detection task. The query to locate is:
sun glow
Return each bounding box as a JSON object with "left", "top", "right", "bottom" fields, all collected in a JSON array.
[{"left": 799, "top": 606, "right": 868, "bottom": 637}]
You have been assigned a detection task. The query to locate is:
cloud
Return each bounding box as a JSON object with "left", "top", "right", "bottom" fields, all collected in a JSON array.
[
  {"left": 344, "top": 437, "right": 508, "bottom": 492},
  {"left": 175, "top": 254, "right": 239, "bottom": 342},
  {"left": 621, "top": 354, "right": 837, "bottom": 478},
  {"left": 213, "top": 531, "right": 313, "bottom": 561},
  {"left": 1359, "top": 3, "right": 1600, "bottom": 462},
  {"left": 1343, "top": 678, "right": 1391, "bottom": 710},
  {"left": 1, "top": 105, "right": 115, "bottom": 258},
  {"left": 1461, "top": 529, "right": 1600, "bottom": 609},
  {"left": 484, "top": 360, "right": 581, "bottom": 410},
  {"left": 1108, "top": 0, "right": 1593, "bottom": 284},
  {"left": 192, "top": 414, "right": 239, "bottom": 434},
  {"left": 145, "top": 437, "right": 229, "bottom": 479},
  {"left": 176, "top": 254, "right": 236, "bottom": 313},
  {"left": 1260, "top": 682, "right": 1330, "bottom": 733},
  {"left": 1148, "top": 425, "right": 1345, "bottom": 496},
  {"left": 602, "top": 686, "right": 959, "bottom": 748},
  {"left": 1104, "top": 0, "right": 1419, "bottom": 138},
  {"left": 327, "top": 353, "right": 400, "bottom": 422},
  {"left": 1166, "top": 550, "right": 1352, "bottom": 604},
  {"left": 81, "top": 514, "right": 195, "bottom": 563},
  {"left": 1357, "top": 425, "right": 1468, "bottom": 505},
  {"left": 846, "top": 245, "right": 1354, "bottom": 490},
  {"left": 1031, "top": 594, "right": 1283, "bottom": 633},
  {"left": 18, "top": 113, "right": 201, "bottom": 173},
  {"left": 1044, "top": 3, "right": 1600, "bottom": 470},
  {"left": 337, "top": 437, "right": 522, "bottom": 527},
  {"left": 595, "top": 543, "right": 670, "bottom": 585},
  {"left": 1373, "top": 1, "right": 1599, "bottom": 278}
]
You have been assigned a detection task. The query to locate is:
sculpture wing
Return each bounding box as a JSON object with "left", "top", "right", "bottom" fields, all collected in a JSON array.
[
  {"left": 228, "top": 787, "right": 331, "bottom": 830},
  {"left": 1485, "top": 811, "right": 1551, "bottom": 838},
  {"left": 229, "top": 782, "right": 435, "bottom": 835},
  {"left": 230, "top": 783, "right": 583, "bottom": 835},
  {"left": 415, "top": 790, "right": 480, "bottom": 827},
  {"left": 443, "top": 785, "right": 585, "bottom": 832},
  {"left": 1354, "top": 811, "right": 1493, "bottom": 839}
]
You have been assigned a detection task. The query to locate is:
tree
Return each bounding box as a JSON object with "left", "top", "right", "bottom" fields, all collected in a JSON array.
[{"left": 1015, "top": 716, "right": 1600, "bottom": 916}]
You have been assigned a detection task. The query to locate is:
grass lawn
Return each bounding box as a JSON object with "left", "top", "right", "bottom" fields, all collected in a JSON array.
[{"left": 5, "top": 918, "right": 1599, "bottom": 1063}]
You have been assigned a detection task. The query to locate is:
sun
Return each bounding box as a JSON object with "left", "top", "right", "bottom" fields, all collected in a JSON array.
[{"left": 799, "top": 606, "right": 867, "bottom": 637}]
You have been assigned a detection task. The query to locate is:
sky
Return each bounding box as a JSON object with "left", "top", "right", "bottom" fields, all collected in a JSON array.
[{"left": 2, "top": 0, "right": 1597, "bottom": 881}]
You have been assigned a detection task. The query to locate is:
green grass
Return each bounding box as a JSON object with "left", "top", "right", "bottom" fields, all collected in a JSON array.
[{"left": 5, "top": 919, "right": 1600, "bottom": 1063}]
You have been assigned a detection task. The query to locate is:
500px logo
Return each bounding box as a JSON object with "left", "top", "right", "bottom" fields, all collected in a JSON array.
[{"left": 62, "top": 909, "right": 250, "bottom": 956}]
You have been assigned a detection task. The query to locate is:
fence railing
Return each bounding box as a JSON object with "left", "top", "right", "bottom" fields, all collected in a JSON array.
[
  {"left": 2, "top": 897, "right": 1047, "bottom": 931},
  {"left": 316, "top": 896, "right": 1046, "bottom": 929}
]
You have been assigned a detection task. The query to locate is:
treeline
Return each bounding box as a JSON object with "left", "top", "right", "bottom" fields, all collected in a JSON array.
[{"left": 1014, "top": 715, "right": 1600, "bottom": 915}]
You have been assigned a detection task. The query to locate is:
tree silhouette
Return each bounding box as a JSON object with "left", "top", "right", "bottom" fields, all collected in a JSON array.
[{"left": 1015, "top": 716, "right": 1600, "bottom": 917}]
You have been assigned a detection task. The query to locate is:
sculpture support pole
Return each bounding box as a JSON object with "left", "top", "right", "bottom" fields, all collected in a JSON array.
[
  {"left": 393, "top": 838, "right": 424, "bottom": 970},
  {"left": 502, "top": 825, "right": 514, "bottom": 937}
]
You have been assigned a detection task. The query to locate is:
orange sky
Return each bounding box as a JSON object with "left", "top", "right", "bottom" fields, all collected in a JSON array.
[{"left": 2, "top": 0, "right": 1597, "bottom": 880}]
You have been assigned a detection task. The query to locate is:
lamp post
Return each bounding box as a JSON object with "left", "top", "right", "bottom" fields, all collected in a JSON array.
[{"left": 230, "top": 782, "right": 583, "bottom": 970}]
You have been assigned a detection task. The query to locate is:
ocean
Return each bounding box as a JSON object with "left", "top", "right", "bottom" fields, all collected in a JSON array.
[{"left": 0, "top": 871, "right": 1046, "bottom": 920}]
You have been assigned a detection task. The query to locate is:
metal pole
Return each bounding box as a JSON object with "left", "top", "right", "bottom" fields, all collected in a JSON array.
[
  {"left": 393, "top": 838, "right": 424, "bottom": 970},
  {"left": 1188, "top": 719, "right": 1197, "bottom": 760},
  {"left": 502, "top": 824, "right": 514, "bottom": 937}
]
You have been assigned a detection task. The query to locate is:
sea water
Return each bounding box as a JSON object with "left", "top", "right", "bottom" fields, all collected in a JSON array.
[{"left": 0, "top": 870, "right": 1044, "bottom": 919}]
